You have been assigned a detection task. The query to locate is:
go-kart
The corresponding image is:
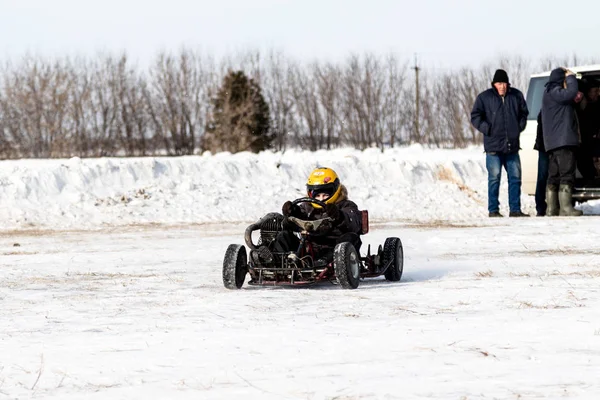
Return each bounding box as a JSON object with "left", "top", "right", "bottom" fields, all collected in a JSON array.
[{"left": 222, "top": 197, "right": 403, "bottom": 290}]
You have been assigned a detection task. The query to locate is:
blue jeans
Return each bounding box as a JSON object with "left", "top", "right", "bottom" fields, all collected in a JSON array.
[
  {"left": 535, "top": 151, "right": 549, "bottom": 215},
  {"left": 486, "top": 152, "right": 522, "bottom": 213}
]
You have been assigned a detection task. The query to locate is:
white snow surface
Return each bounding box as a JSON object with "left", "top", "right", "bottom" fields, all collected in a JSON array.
[{"left": 2, "top": 146, "right": 600, "bottom": 399}]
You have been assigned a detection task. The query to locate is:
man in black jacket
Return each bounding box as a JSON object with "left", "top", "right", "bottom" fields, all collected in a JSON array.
[
  {"left": 541, "top": 68, "right": 583, "bottom": 217},
  {"left": 534, "top": 111, "right": 549, "bottom": 216},
  {"left": 575, "top": 78, "right": 600, "bottom": 181},
  {"left": 471, "top": 69, "right": 529, "bottom": 218}
]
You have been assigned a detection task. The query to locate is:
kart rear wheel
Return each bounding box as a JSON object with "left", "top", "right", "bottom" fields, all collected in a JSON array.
[
  {"left": 383, "top": 237, "right": 403, "bottom": 282},
  {"left": 223, "top": 244, "right": 248, "bottom": 289},
  {"left": 334, "top": 242, "right": 360, "bottom": 289}
]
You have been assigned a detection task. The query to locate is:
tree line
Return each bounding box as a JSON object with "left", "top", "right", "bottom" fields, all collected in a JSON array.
[{"left": 0, "top": 49, "right": 595, "bottom": 158}]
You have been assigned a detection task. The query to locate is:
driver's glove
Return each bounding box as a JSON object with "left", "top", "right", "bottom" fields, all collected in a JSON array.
[
  {"left": 282, "top": 201, "right": 301, "bottom": 217},
  {"left": 325, "top": 203, "right": 342, "bottom": 223}
]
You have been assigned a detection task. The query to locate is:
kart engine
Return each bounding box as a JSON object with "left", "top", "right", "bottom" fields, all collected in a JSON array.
[
  {"left": 245, "top": 212, "right": 284, "bottom": 250},
  {"left": 258, "top": 212, "right": 284, "bottom": 247}
]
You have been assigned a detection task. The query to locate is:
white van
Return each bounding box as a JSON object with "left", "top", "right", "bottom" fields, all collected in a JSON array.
[{"left": 521, "top": 64, "right": 600, "bottom": 201}]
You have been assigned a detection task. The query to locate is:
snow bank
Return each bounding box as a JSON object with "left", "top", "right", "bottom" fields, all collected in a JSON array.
[{"left": 0, "top": 145, "right": 548, "bottom": 229}]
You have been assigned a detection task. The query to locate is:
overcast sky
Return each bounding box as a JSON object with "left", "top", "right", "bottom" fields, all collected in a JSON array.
[{"left": 1, "top": 0, "right": 599, "bottom": 71}]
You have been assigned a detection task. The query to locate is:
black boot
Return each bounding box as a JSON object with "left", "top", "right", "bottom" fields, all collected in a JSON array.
[
  {"left": 509, "top": 211, "right": 530, "bottom": 217},
  {"left": 558, "top": 184, "right": 583, "bottom": 216},
  {"left": 546, "top": 184, "right": 559, "bottom": 216}
]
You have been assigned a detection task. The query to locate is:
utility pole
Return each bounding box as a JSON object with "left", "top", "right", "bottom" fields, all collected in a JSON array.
[{"left": 413, "top": 53, "right": 420, "bottom": 142}]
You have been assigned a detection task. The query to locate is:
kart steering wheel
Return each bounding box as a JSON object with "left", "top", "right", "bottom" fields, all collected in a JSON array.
[
  {"left": 292, "top": 197, "right": 328, "bottom": 210},
  {"left": 287, "top": 197, "right": 334, "bottom": 234}
]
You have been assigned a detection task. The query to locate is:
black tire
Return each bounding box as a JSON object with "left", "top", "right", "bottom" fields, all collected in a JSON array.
[
  {"left": 223, "top": 244, "right": 248, "bottom": 289},
  {"left": 333, "top": 242, "right": 360, "bottom": 289},
  {"left": 383, "top": 237, "right": 403, "bottom": 282}
]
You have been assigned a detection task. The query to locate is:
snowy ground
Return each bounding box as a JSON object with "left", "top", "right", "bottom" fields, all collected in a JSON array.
[
  {"left": 1, "top": 147, "right": 600, "bottom": 399},
  {"left": 2, "top": 218, "right": 600, "bottom": 399}
]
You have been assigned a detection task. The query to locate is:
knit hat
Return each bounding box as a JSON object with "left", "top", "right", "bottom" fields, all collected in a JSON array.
[
  {"left": 492, "top": 69, "right": 509, "bottom": 84},
  {"left": 547, "top": 68, "right": 566, "bottom": 85}
]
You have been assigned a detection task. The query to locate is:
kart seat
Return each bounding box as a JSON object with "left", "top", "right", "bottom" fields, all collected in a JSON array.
[{"left": 360, "top": 210, "right": 369, "bottom": 235}]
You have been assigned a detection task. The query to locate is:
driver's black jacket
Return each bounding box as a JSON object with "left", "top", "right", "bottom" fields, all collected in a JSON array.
[{"left": 289, "top": 185, "right": 362, "bottom": 240}]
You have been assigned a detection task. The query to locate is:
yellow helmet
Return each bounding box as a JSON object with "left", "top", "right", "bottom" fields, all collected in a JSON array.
[{"left": 306, "top": 167, "right": 342, "bottom": 206}]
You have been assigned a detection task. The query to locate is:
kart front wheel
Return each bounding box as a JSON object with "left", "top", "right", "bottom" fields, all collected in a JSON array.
[
  {"left": 334, "top": 242, "right": 360, "bottom": 289},
  {"left": 383, "top": 237, "right": 403, "bottom": 282},
  {"left": 223, "top": 244, "right": 248, "bottom": 289}
]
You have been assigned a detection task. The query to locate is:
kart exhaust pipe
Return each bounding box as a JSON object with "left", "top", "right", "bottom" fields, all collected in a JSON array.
[
  {"left": 244, "top": 212, "right": 284, "bottom": 251},
  {"left": 244, "top": 221, "right": 261, "bottom": 250}
]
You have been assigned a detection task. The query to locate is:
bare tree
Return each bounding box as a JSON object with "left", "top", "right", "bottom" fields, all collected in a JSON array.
[
  {"left": 289, "top": 64, "right": 325, "bottom": 151},
  {"left": 455, "top": 67, "right": 486, "bottom": 146},
  {"left": 66, "top": 57, "right": 93, "bottom": 156},
  {"left": 382, "top": 54, "right": 409, "bottom": 148},
  {"left": 146, "top": 49, "right": 210, "bottom": 155},
  {"left": 0, "top": 56, "right": 72, "bottom": 157},
  {"left": 261, "top": 50, "right": 296, "bottom": 151},
  {"left": 340, "top": 54, "right": 385, "bottom": 149},
  {"left": 314, "top": 62, "right": 342, "bottom": 150}
]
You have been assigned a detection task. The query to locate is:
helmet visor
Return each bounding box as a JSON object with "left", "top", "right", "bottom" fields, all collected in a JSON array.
[{"left": 307, "top": 182, "right": 338, "bottom": 199}]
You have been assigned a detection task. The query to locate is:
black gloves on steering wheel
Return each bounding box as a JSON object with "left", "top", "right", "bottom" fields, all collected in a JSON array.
[
  {"left": 283, "top": 200, "right": 342, "bottom": 228},
  {"left": 325, "top": 203, "right": 342, "bottom": 223},
  {"left": 282, "top": 201, "right": 300, "bottom": 217}
]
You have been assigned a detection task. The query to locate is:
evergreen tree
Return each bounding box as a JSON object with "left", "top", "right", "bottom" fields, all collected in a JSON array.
[{"left": 203, "top": 70, "right": 272, "bottom": 153}]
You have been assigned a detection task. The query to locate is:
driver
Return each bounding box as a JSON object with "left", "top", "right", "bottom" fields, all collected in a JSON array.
[{"left": 272, "top": 167, "right": 363, "bottom": 260}]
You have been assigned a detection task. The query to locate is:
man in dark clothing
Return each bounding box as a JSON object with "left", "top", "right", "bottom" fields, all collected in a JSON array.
[
  {"left": 471, "top": 69, "right": 530, "bottom": 218},
  {"left": 576, "top": 78, "right": 600, "bottom": 180},
  {"left": 541, "top": 67, "right": 583, "bottom": 217},
  {"left": 534, "top": 111, "right": 549, "bottom": 216}
]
